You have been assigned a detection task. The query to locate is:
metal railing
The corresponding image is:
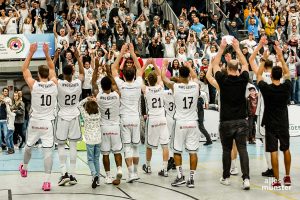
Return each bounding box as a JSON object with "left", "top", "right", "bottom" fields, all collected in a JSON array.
[{"left": 161, "top": 1, "right": 179, "bottom": 27}]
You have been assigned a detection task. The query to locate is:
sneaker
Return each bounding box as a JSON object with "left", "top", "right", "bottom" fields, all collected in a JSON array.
[
  {"left": 1, "top": 145, "right": 7, "bottom": 151},
  {"left": 272, "top": 180, "right": 281, "bottom": 187},
  {"left": 132, "top": 173, "right": 140, "bottom": 181},
  {"left": 167, "top": 157, "right": 175, "bottom": 171},
  {"left": 242, "top": 179, "right": 250, "bottom": 190},
  {"left": 283, "top": 176, "right": 291, "bottom": 186},
  {"left": 220, "top": 177, "right": 230, "bottom": 186},
  {"left": 171, "top": 176, "right": 186, "bottom": 187},
  {"left": 158, "top": 169, "right": 168, "bottom": 177},
  {"left": 186, "top": 179, "right": 195, "bottom": 188},
  {"left": 203, "top": 141, "right": 213, "bottom": 146},
  {"left": 14, "top": 145, "right": 19, "bottom": 150},
  {"left": 58, "top": 173, "right": 70, "bottom": 186},
  {"left": 19, "top": 163, "right": 27, "bottom": 177},
  {"left": 69, "top": 175, "right": 78, "bottom": 185},
  {"left": 105, "top": 176, "right": 113, "bottom": 184},
  {"left": 92, "top": 176, "right": 98, "bottom": 189},
  {"left": 96, "top": 176, "right": 100, "bottom": 186},
  {"left": 126, "top": 173, "right": 135, "bottom": 183},
  {"left": 142, "top": 164, "right": 152, "bottom": 174},
  {"left": 261, "top": 169, "right": 274, "bottom": 177},
  {"left": 113, "top": 168, "right": 123, "bottom": 185},
  {"left": 42, "top": 182, "right": 51, "bottom": 191},
  {"left": 230, "top": 167, "right": 239, "bottom": 175},
  {"left": 7, "top": 148, "right": 15, "bottom": 154}
]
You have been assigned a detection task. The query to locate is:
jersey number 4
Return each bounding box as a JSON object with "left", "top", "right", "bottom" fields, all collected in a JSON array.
[
  {"left": 65, "top": 95, "right": 76, "bottom": 105},
  {"left": 105, "top": 108, "right": 110, "bottom": 119},
  {"left": 183, "top": 97, "right": 193, "bottom": 109}
]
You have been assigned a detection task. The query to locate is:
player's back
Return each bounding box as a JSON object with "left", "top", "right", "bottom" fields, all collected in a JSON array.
[
  {"left": 97, "top": 91, "right": 120, "bottom": 125},
  {"left": 31, "top": 80, "right": 58, "bottom": 120},
  {"left": 173, "top": 81, "right": 199, "bottom": 121},
  {"left": 163, "top": 89, "right": 175, "bottom": 118},
  {"left": 57, "top": 79, "right": 82, "bottom": 120},
  {"left": 145, "top": 85, "right": 165, "bottom": 118}
]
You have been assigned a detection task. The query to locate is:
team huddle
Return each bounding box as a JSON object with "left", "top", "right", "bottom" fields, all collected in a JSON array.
[
  {"left": 18, "top": 42, "right": 201, "bottom": 191},
  {"left": 18, "top": 36, "right": 292, "bottom": 192}
]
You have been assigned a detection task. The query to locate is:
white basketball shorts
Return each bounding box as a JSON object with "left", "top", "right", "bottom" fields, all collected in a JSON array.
[
  {"left": 100, "top": 125, "right": 123, "bottom": 154},
  {"left": 146, "top": 116, "right": 169, "bottom": 148},
  {"left": 55, "top": 116, "right": 82, "bottom": 144}
]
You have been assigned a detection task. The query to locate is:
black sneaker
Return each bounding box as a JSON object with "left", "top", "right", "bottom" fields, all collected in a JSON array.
[
  {"left": 92, "top": 176, "right": 98, "bottom": 189},
  {"left": 171, "top": 176, "right": 186, "bottom": 187},
  {"left": 58, "top": 172, "right": 70, "bottom": 186},
  {"left": 167, "top": 157, "right": 175, "bottom": 171},
  {"left": 186, "top": 179, "right": 195, "bottom": 188},
  {"left": 262, "top": 169, "right": 274, "bottom": 177},
  {"left": 1, "top": 145, "right": 7, "bottom": 151},
  {"left": 69, "top": 175, "right": 78, "bottom": 185},
  {"left": 158, "top": 169, "right": 168, "bottom": 177},
  {"left": 203, "top": 141, "right": 213, "bottom": 146},
  {"left": 7, "top": 148, "right": 15, "bottom": 154},
  {"left": 142, "top": 164, "right": 152, "bottom": 174}
]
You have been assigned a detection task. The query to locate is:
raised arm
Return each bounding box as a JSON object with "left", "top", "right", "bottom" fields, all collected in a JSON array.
[
  {"left": 185, "top": 61, "right": 197, "bottom": 81},
  {"left": 152, "top": 58, "right": 163, "bottom": 85},
  {"left": 232, "top": 38, "right": 249, "bottom": 72},
  {"left": 73, "top": 47, "right": 84, "bottom": 81},
  {"left": 274, "top": 41, "right": 290, "bottom": 80},
  {"left": 206, "top": 58, "right": 220, "bottom": 91},
  {"left": 257, "top": 50, "right": 269, "bottom": 84},
  {"left": 212, "top": 38, "right": 227, "bottom": 75},
  {"left": 161, "top": 59, "right": 174, "bottom": 91},
  {"left": 249, "top": 36, "right": 266, "bottom": 74},
  {"left": 111, "top": 44, "right": 127, "bottom": 78},
  {"left": 53, "top": 20, "right": 58, "bottom": 38},
  {"left": 128, "top": 43, "right": 142, "bottom": 77},
  {"left": 43, "top": 43, "right": 57, "bottom": 84},
  {"left": 22, "top": 43, "right": 37, "bottom": 90}
]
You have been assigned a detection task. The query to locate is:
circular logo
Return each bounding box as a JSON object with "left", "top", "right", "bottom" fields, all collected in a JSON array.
[{"left": 7, "top": 37, "right": 25, "bottom": 53}]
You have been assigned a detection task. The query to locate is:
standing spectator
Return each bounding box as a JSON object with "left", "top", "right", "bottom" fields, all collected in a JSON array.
[
  {"left": 162, "top": 35, "right": 176, "bottom": 58},
  {"left": 190, "top": 16, "right": 204, "bottom": 34},
  {"left": 148, "top": 37, "right": 163, "bottom": 58},
  {"left": 12, "top": 91, "right": 25, "bottom": 149},
  {"left": 53, "top": 20, "right": 72, "bottom": 49},
  {"left": 240, "top": 32, "right": 257, "bottom": 54},
  {"left": 21, "top": 17, "right": 33, "bottom": 34},
  {"left": 5, "top": 6, "right": 20, "bottom": 34},
  {"left": 245, "top": 13, "right": 259, "bottom": 41},
  {"left": 247, "top": 86, "right": 258, "bottom": 144},
  {"left": 5, "top": 100, "right": 15, "bottom": 154},
  {"left": 0, "top": 87, "right": 10, "bottom": 151},
  {"left": 31, "top": 1, "right": 47, "bottom": 33},
  {"left": 34, "top": 17, "right": 47, "bottom": 34}
]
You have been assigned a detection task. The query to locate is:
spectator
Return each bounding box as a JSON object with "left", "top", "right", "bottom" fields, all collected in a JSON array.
[
  {"left": 0, "top": 87, "right": 10, "bottom": 151},
  {"left": 12, "top": 91, "right": 25, "bottom": 149}
]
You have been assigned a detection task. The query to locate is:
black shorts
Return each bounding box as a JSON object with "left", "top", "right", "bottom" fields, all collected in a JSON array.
[{"left": 265, "top": 128, "right": 290, "bottom": 152}]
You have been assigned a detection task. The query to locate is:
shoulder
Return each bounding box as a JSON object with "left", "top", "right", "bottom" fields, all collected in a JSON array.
[{"left": 240, "top": 71, "right": 249, "bottom": 80}]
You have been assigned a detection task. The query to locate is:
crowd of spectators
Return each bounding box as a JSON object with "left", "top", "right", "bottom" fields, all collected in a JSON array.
[{"left": 0, "top": 0, "right": 299, "bottom": 108}]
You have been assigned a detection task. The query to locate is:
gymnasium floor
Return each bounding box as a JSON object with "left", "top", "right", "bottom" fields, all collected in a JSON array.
[{"left": 0, "top": 138, "right": 300, "bottom": 200}]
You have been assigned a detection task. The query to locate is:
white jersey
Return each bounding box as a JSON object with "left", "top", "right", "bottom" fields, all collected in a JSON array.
[
  {"left": 163, "top": 89, "right": 175, "bottom": 118},
  {"left": 30, "top": 81, "right": 58, "bottom": 120},
  {"left": 82, "top": 67, "right": 93, "bottom": 89},
  {"left": 97, "top": 91, "right": 120, "bottom": 125},
  {"left": 57, "top": 35, "right": 70, "bottom": 49},
  {"left": 173, "top": 81, "right": 199, "bottom": 121},
  {"left": 115, "top": 76, "right": 143, "bottom": 116},
  {"left": 57, "top": 79, "right": 82, "bottom": 121},
  {"left": 144, "top": 85, "right": 165, "bottom": 118}
]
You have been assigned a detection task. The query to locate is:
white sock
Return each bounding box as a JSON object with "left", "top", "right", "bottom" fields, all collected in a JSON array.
[
  {"left": 23, "top": 164, "right": 28, "bottom": 170},
  {"left": 146, "top": 160, "right": 151, "bottom": 167},
  {"left": 163, "top": 161, "right": 168, "bottom": 171},
  {"left": 265, "top": 152, "right": 272, "bottom": 169},
  {"left": 176, "top": 166, "right": 182, "bottom": 178},
  {"left": 231, "top": 159, "right": 237, "bottom": 169},
  {"left": 44, "top": 173, "right": 51, "bottom": 182},
  {"left": 106, "top": 171, "right": 110, "bottom": 177},
  {"left": 190, "top": 170, "right": 195, "bottom": 180},
  {"left": 128, "top": 165, "right": 134, "bottom": 174},
  {"left": 117, "top": 166, "right": 122, "bottom": 172},
  {"left": 133, "top": 164, "right": 138, "bottom": 173}
]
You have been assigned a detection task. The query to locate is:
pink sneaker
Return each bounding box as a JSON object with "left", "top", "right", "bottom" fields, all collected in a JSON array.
[
  {"left": 19, "top": 163, "right": 27, "bottom": 177},
  {"left": 42, "top": 182, "right": 51, "bottom": 191}
]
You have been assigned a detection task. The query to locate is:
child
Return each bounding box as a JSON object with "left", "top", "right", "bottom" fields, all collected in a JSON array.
[
  {"left": 5, "top": 100, "right": 15, "bottom": 154},
  {"left": 247, "top": 86, "right": 258, "bottom": 144},
  {"left": 34, "top": 17, "right": 47, "bottom": 34},
  {"left": 78, "top": 97, "right": 101, "bottom": 189}
]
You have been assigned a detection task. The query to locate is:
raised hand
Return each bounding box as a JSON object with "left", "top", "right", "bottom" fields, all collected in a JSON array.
[
  {"left": 128, "top": 43, "right": 135, "bottom": 54},
  {"left": 232, "top": 38, "right": 240, "bottom": 50},
  {"left": 259, "top": 36, "right": 268, "bottom": 46},
  {"left": 30, "top": 43, "right": 38, "bottom": 54},
  {"left": 262, "top": 49, "right": 270, "bottom": 60},
  {"left": 220, "top": 38, "right": 227, "bottom": 50},
  {"left": 120, "top": 44, "right": 128, "bottom": 55}
]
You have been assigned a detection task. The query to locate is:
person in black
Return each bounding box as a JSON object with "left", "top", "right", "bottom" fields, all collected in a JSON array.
[
  {"left": 211, "top": 38, "right": 250, "bottom": 190},
  {"left": 257, "top": 42, "right": 292, "bottom": 187}
]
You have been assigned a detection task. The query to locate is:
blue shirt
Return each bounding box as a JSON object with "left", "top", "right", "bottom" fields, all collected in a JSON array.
[{"left": 191, "top": 23, "right": 205, "bottom": 34}]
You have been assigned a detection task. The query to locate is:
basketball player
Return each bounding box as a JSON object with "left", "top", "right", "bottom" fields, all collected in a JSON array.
[
  {"left": 112, "top": 43, "right": 143, "bottom": 183},
  {"left": 161, "top": 59, "right": 200, "bottom": 188},
  {"left": 141, "top": 58, "right": 169, "bottom": 177},
  {"left": 249, "top": 36, "right": 274, "bottom": 177},
  {"left": 19, "top": 43, "right": 58, "bottom": 191},
  {"left": 55, "top": 47, "right": 84, "bottom": 186},
  {"left": 97, "top": 76, "right": 123, "bottom": 185}
]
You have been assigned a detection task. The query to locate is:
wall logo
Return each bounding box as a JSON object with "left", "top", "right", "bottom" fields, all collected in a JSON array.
[{"left": 7, "top": 37, "right": 25, "bottom": 53}]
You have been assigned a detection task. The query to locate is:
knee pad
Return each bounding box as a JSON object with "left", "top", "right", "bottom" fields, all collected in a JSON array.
[
  {"left": 132, "top": 146, "right": 139, "bottom": 158},
  {"left": 124, "top": 146, "right": 133, "bottom": 159}
]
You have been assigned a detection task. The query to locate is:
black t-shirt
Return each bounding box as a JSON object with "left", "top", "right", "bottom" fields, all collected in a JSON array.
[
  {"left": 215, "top": 71, "right": 249, "bottom": 122},
  {"left": 258, "top": 80, "right": 292, "bottom": 130}
]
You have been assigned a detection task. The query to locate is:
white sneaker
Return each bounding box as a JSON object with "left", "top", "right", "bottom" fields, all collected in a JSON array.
[
  {"left": 14, "top": 145, "right": 19, "bottom": 150},
  {"left": 230, "top": 167, "right": 239, "bottom": 175},
  {"left": 105, "top": 176, "right": 113, "bottom": 184},
  {"left": 220, "top": 177, "right": 230, "bottom": 186},
  {"left": 243, "top": 179, "right": 250, "bottom": 190},
  {"left": 126, "top": 173, "right": 135, "bottom": 183},
  {"left": 132, "top": 173, "right": 140, "bottom": 181}
]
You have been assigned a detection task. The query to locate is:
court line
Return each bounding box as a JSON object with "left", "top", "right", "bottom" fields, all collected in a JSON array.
[
  {"left": 12, "top": 192, "right": 131, "bottom": 199},
  {"left": 0, "top": 189, "right": 12, "bottom": 200},
  {"left": 117, "top": 187, "right": 134, "bottom": 200}
]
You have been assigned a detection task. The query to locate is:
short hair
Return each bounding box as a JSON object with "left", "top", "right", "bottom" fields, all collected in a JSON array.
[
  {"left": 227, "top": 60, "right": 239, "bottom": 71},
  {"left": 63, "top": 64, "right": 73, "bottom": 76},
  {"left": 147, "top": 72, "right": 157, "bottom": 86},
  {"left": 101, "top": 76, "right": 112, "bottom": 91},
  {"left": 38, "top": 65, "right": 49, "bottom": 79},
  {"left": 265, "top": 59, "right": 273, "bottom": 69},
  {"left": 85, "top": 100, "right": 99, "bottom": 115},
  {"left": 123, "top": 67, "right": 135, "bottom": 81},
  {"left": 271, "top": 66, "right": 282, "bottom": 80},
  {"left": 179, "top": 66, "right": 190, "bottom": 78},
  {"left": 2, "top": 87, "right": 8, "bottom": 92}
]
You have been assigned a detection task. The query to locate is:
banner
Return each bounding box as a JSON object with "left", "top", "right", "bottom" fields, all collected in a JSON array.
[
  {"left": 0, "top": 34, "right": 55, "bottom": 60},
  {"left": 288, "top": 105, "right": 300, "bottom": 137},
  {"left": 201, "top": 109, "right": 219, "bottom": 142}
]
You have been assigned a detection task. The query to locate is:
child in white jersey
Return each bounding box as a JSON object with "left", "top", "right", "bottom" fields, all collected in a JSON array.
[{"left": 78, "top": 97, "right": 101, "bottom": 189}]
